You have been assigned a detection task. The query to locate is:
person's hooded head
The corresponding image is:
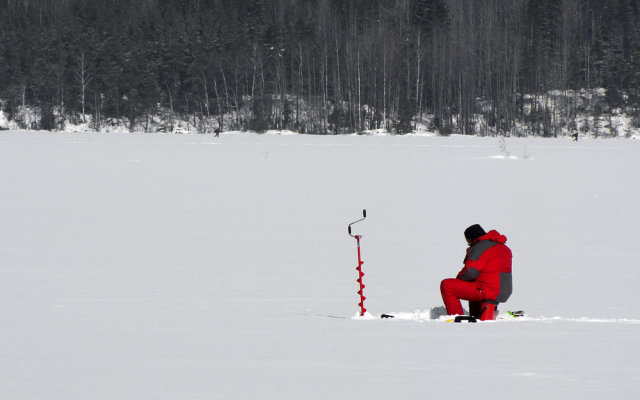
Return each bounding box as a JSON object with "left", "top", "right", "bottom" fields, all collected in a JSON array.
[{"left": 464, "top": 224, "right": 486, "bottom": 244}]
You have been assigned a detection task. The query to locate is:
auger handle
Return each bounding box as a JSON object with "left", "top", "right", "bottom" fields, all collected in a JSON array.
[{"left": 348, "top": 209, "right": 367, "bottom": 237}]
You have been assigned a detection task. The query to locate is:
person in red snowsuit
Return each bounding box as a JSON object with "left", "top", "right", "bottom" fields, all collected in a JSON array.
[{"left": 440, "top": 224, "right": 512, "bottom": 320}]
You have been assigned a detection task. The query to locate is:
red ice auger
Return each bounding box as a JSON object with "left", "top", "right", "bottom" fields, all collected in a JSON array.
[{"left": 348, "top": 209, "right": 367, "bottom": 317}]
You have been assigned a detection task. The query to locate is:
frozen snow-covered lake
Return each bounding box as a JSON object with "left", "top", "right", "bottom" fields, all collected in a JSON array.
[{"left": 1, "top": 131, "right": 638, "bottom": 399}]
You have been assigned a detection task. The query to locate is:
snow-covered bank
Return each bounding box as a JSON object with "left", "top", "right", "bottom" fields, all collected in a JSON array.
[
  {"left": 3, "top": 86, "right": 640, "bottom": 139},
  {"left": 0, "top": 131, "right": 638, "bottom": 399}
]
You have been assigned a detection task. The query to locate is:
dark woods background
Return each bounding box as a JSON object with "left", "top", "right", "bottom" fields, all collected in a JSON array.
[{"left": 1, "top": 0, "right": 640, "bottom": 135}]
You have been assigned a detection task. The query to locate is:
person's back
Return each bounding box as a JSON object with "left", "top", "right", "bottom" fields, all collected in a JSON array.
[{"left": 461, "top": 230, "right": 512, "bottom": 302}]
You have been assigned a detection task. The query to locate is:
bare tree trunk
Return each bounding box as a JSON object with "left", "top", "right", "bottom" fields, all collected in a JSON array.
[
  {"left": 415, "top": 30, "right": 421, "bottom": 130},
  {"left": 219, "top": 63, "right": 231, "bottom": 127},
  {"left": 383, "top": 37, "right": 387, "bottom": 131},
  {"left": 21, "top": 84, "right": 28, "bottom": 128},
  {"left": 75, "top": 51, "right": 93, "bottom": 122},
  {"left": 323, "top": 41, "right": 328, "bottom": 133},
  {"left": 357, "top": 47, "right": 362, "bottom": 132},
  {"left": 213, "top": 78, "right": 223, "bottom": 132},
  {"left": 164, "top": 82, "right": 174, "bottom": 131},
  {"left": 201, "top": 70, "right": 210, "bottom": 118}
]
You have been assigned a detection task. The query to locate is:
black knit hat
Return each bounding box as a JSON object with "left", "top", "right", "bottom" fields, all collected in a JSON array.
[{"left": 464, "top": 224, "right": 486, "bottom": 242}]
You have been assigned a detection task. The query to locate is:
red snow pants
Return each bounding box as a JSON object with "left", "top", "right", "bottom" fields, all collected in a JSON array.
[{"left": 440, "top": 278, "right": 493, "bottom": 318}]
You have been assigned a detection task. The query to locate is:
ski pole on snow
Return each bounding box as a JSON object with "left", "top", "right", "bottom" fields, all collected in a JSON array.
[{"left": 348, "top": 209, "right": 367, "bottom": 316}]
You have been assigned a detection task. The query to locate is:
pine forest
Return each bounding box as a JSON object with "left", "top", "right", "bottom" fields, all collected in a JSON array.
[{"left": 1, "top": 0, "right": 640, "bottom": 136}]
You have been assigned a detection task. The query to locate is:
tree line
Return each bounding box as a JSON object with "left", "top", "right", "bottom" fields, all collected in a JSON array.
[{"left": 1, "top": 0, "right": 640, "bottom": 135}]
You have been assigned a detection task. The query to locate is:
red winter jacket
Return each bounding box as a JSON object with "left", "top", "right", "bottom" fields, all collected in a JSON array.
[{"left": 457, "top": 230, "right": 513, "bottom": 303}]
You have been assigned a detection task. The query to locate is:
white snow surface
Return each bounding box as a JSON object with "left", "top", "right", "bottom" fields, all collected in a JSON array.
[{"left": 1, "top": 131, "right": 639, "bottom": 399}]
